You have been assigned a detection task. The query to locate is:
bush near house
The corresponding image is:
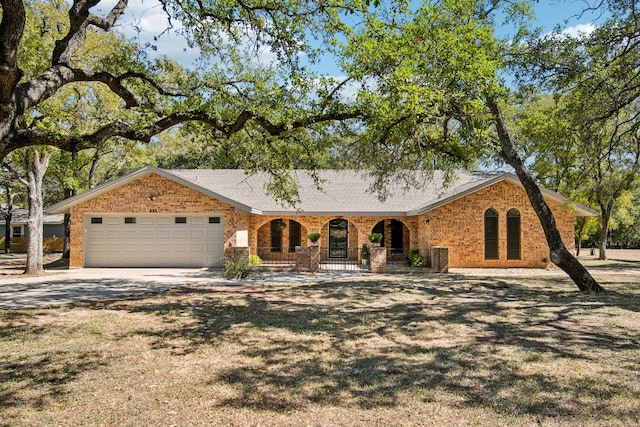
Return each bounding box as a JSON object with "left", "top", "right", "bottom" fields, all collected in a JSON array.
[{"left": 406, "top": 248, "right": 425, "bottom": 267}]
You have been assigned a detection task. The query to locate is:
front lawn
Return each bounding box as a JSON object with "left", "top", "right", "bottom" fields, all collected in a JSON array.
[{"left": 1, "top": 267, "right": 639, "bottom": 426}]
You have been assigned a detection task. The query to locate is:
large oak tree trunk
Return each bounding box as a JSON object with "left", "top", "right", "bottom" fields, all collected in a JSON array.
[
  {"left": 487, "top": 96, "right": 604, "bottom": 293},
  {"left": 24, "top": 149, "right": 52, "bottom": 276}
]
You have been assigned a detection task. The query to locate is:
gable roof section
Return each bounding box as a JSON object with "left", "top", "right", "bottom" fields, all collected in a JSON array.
[
  {"left": 46, "top": 165, "right": 598, "bottom": 217},
  {"left": 0, "top": 208, "right": 64, "bottom": 225},
  {"left": 46, "top": 165, "right": 259, "bottom": 215}
]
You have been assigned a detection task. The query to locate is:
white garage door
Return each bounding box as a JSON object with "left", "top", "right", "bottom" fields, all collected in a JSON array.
[{"left": 84, "top": 214, "right": 224, "bottom": 267}]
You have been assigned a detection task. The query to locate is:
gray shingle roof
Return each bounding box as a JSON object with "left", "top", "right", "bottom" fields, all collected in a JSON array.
[
  {"left": 45, "top": 165, "right": 598, "bottom": 217},
  {"left": 0, "top": 208, "right": 64, "bottom": 224},
  {"left": 167, "top": 169, "right": 507, "bottom": 215}
]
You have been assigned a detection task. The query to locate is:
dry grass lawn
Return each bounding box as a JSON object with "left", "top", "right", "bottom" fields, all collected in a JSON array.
[{"left": 1, "top": 264, "right": 639, "bottom": 426}]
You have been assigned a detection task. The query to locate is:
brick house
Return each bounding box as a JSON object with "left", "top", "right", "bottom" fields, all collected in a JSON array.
[{"left": 46, "top": 165, "right": 596, "bottom": 269}]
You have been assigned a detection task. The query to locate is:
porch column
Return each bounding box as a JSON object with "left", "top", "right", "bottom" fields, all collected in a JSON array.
[
  {"left": 295, "top": 244, "right": 320, "bottom": 272},
  {"left": 309, "top": 244, "right": 320, "bottom": 272},
  {"left": 370, "top": 245, "right": 387, "bottom": 273},
  {"left": 296, "top": 246, "right": 310, "bottom": 271}
]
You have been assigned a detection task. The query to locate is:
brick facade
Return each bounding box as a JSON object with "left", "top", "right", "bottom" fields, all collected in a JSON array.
[
  {"left": 419, "top": 180, "right": 575, "bottom": 268},
  {"left": 68, "top": 173, "right": 576, "bottom": 269},
  {"left": 68, "top": 174, "right": 248, "bottom": 267}
]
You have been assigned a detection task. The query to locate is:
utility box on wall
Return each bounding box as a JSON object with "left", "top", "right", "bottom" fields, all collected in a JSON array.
[{"left": 431, "top": 246, "right": 449, "bottom": 273}]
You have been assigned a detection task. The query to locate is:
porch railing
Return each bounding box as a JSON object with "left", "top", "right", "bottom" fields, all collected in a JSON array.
[
  {"left": 386, "top": 247, "right": 407, "bottom": 265},
  {"left": 320, "top": 247, "right": 370, "bottom": 272},
  {"left": 255, "top": 247, "right": 297, "bottom": 265}
]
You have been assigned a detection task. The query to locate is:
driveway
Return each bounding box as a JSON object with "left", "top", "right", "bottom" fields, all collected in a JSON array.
[{"left": 0, "top": 268, "right": 364, "bottom": 309}]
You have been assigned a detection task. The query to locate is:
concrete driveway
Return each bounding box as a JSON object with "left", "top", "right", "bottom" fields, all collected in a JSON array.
[
  {"left": 0, "top": 268, "right": 363, "bottom": 309},
  {"left": 0, "top": 268, "right": 224, "bottom": 309}
]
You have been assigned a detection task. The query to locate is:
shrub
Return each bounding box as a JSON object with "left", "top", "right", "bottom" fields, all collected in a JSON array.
[
  {"left": 406, "top": 248, "right": 424, "bottom": 267},
  {"left": 249, "top": 254, "right": 262, "bottom": 266},
  {"left": 361, "top": 244, "right": 370, "bottom": 260},
  {"left": 307, "top": 232, "right": 321, "bottom": 243},
  {"left": 224, "top": 257, "right": 256, "bottom": 279},
  {"left": 367, "top": 233, "right": 383, "bottom": 244}
]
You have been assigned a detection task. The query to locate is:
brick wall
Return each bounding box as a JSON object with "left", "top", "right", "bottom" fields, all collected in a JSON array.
[{"left": 419, "top": 181, "right": 576, "bottom": 268}]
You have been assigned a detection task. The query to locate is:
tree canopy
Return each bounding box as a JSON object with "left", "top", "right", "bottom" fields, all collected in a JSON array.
[
  {"left": 0, "top": 0, "right": 363, "bottom": 161},
  {"left": 4, "top": 0, "right": 639, "bottom": 291}
]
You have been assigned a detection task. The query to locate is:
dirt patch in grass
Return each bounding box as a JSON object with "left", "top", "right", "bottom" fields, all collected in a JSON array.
[{"left": 1, "top": 269, "right": 639, "bottom": 426}]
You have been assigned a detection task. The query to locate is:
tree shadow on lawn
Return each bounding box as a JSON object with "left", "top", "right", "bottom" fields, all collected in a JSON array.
[
  {"left": 0, "top": 311, "right": 109, "bottom": 416},
  {"left": 2, "top": 272, "right": 637, "bottom": 421},
  {"left": 85, "top": 273, "right": 640, "bottom": 420}
]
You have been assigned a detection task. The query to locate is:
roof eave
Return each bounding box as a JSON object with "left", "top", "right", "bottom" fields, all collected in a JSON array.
[
  {"left": 410, "top": 173, "right": 512, "bottom": 216},
  {"left": 46, "top": 165, "right": 257, "bottom": 214},
  {"left": 259, "top": 210, "right": 408, "bottom": 217},
  {"left": 410, "top": 173, "right": 599, "bottom": 217}
]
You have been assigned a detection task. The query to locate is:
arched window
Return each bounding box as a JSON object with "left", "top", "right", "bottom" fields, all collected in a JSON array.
[
  {"left": 288, "top": 220, "right": 302, "bottom": 252},
  {"left": 270, "top": 219, "right": 284, "bottom": 252},
  {"left": 507, "top": 209, "right": 521, "bottom": 260},
  {"left": 484, "top": 209, "right": 499, "bottom": 260}
]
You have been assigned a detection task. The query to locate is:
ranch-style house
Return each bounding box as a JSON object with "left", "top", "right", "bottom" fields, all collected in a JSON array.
[{"left": 46, "top": 165, "right": 596, "bottom": 269}]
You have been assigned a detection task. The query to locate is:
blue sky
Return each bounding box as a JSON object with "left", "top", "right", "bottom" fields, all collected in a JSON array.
[{"left": 100, "top": 0, "right": 606, "bottom": 75}]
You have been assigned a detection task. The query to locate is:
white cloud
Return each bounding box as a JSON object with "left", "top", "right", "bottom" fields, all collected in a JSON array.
[
  {"left": 561, "top": 23, "right": 596, "bottom": 38},
  {"left": 95, "top": 0, "right": 201, "bottom": 66}
]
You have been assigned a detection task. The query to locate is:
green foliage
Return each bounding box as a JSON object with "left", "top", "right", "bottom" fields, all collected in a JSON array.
[
  {"left": 361, "top": 244, "right": 370, "bottom": 260},
  {"left": 307, "top": 232, "right": 321, "bottom": 243},
  {"left": 224, "top": 257, "right": 257, "bottom": 280},
  {"left": 405, "top": 248, "right": 424, "bottom": 267},
  {"left": 249, "top": 254, "right": 262, "bottom": 266},
  {"left": 367, "top": 233, "right": 383, "bottom": 244}
]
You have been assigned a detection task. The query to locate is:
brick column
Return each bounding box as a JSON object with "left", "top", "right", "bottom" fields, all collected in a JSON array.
[
  {"left": 296, "top": 246, "right": 310, "bottom": 271},
  {"left": 431, "top": 246, "right": 449, "bottom": 273},
  {"left": 309, "top": 244, "right": 320, "bottom": 272},
  {"left": 370, "top": 245, "right": 387, "bottom": 273}
]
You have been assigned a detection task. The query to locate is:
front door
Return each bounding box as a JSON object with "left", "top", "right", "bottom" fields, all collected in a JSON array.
[{"left": 328, "top": 218, "right": 348, "bottom": 258}]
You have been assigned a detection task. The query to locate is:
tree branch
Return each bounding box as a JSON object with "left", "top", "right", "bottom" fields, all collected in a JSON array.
[
  {"left": 3, "top": 108, "right": 363, "bottom": 157},
  {"left": 53, "top": 0, "right": 127, "bottom": 64},
  {"left": 16, "top": 65, "right": 180, "bottom": 113}
]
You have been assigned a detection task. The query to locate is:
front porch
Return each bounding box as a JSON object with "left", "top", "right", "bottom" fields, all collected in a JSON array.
[
  {"left": 249, "top": 246, "right": 414, "bottom": 272},
  {"left": 251, "top": 216, "right": 418, "bottom": 265}
]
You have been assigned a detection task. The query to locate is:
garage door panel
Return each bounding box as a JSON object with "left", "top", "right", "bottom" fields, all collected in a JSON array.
[
  {"left": 174, "top": 230, "right": 188, "bottom": 239},
  {"left": 191, "top": 243, "right": 205, "bottom": 252},
  {"left": 85, "top": 214, "right": 223, "bottom": 268},
  {"left": 190, "top": 229, "right": 204, "bottom": 238},
  {"left": 139, "top": 230, "right": 154, "bottom": 238},
  {"left": 157, "top": 230, "right": 171, "bottom": 239}
]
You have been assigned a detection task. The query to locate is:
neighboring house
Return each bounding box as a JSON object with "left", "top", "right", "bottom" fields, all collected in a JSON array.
[
  {"left": 46, "top": 165, "right": 597, "bottom": 269},
  {"left": 0, "top": 208, "right": 65, "bottom": 252}
]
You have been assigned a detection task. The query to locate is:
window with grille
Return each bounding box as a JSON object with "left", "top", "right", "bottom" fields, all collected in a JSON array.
[
  {"left": 507, "top": 209, "right": 521, "bottom": 260},
  {"left": 484, "top": 209, "right": 499, "bottom": 260}
]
